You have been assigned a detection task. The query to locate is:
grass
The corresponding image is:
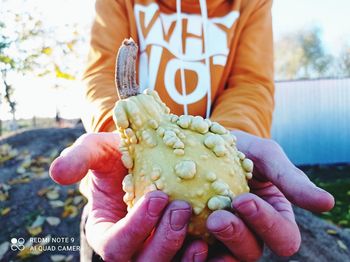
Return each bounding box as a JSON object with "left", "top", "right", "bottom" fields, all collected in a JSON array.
[{"left": 301, "top": 164, "right": 350, "bottom": 228}]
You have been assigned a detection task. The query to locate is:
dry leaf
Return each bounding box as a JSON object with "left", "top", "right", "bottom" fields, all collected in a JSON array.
[
  {"left": 20, "top": 157, "right": 32, "bottom": 169},
  {"left": 31, "top": 215, "right": 46, "bottom": 228},
  {"left": 0, "top": 242, "right": 10, "bottom": 260},
  {"left": 0, "top": 144, "right": 18, "bottom": 164},
  {"left": 37, "top": 186, "right": 53, "bottom": 197},
  {"left": 36, "top": 156, "right": 51, "bottom": 164},
  {"left": 0, "top": 183, "right": 10, "bottom": 201},
  {"left": 50, "top": 200, "right": 65, "bottom": 208},
  {"left": 62, "top": 205, "right": 78, "bottom": 218},
  {"left": 0, "top": 192, "right": 8, "bottom": 202},
  {"left": 65, "top": 197, "right": 73, "bottom": 205},
  {"left": 326, "top": 229, "right": 338, "bottom": 235},
  {"left": 49, "top": 149, "right": 59, "bottom": 160},
  {"left": 73, "top": 196, "right": 83, "bottom": 205},
  {"left": 8, "top": 176, "right": 31, "bottom": 185},
  {"left": 337, "top": 240, "right": 348, "bottom": 251},
  {"left": 16, "top": 167, "right": 26, "bottom": 174},
  {"left": 67, "top": 189, "right": 75, "bottom": 196},
  {"left": 46, "top": 190, "right": 60, "bottom": 200},
  {"left": 31, "top": 166, "right": 45, "bottom": 173},
  {"left": 50, "top": 254, "right": 67, "bottom": 262},
  {"left": 1, "top": 207, "right": 10, "bottom": 216},
  {"left": 17, "top": 240, "right": 46, "bottom": 259},
  {"left": 46, "top": 217, "right": 61, "bottom": 226},
  {"left": 27, "top": 226, "right": 42, "bottom": 236}
]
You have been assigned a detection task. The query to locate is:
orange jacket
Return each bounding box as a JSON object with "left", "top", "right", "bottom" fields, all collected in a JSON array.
[{"left": 82, "top": 0, "right": 274, "bottom": 138}]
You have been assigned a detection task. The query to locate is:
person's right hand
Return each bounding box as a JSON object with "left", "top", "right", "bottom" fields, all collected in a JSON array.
[{"left": 49, "top": 133, "right": 208, "bottom": 262}]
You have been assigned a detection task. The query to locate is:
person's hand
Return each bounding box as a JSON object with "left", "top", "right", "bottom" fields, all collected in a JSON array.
[
  {"left": 206, "top": 130, "right": 335, "bottom": 261},
  {"left": 49, "top": 133, "right": 208, "bottom": 262}
]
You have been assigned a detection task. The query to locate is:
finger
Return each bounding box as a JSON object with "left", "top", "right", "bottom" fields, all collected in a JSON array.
[
  {"left": 136, "top": 200, "right": 192, "bottom": 262},
  {"left": 209, "top": 254, "right": 239, "bottom": 262},
  {"left": 232, "top": 193, "right": 301, "bottom": 257},
  {"left": 207, "top": 210, "right": 262, "bottom": 262},
  {"left": 234, "top": 131, "right": 334, "bottom": 213},
  {"left": 86, "top": 191, "right": 169, "bottom": 261},
  {"left": 249, "top": 179, "right": 295, "bottom": 222},
  {"left": 181, "top": 240, "right": 208, "bottom": 262},
  {"left": 50, "top": 132, "right": 126, "bottom": 185}
]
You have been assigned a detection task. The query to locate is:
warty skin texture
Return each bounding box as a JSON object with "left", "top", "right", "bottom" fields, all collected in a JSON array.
[{"left": 113, "top": 39, "right": 253, "bottom": 240}]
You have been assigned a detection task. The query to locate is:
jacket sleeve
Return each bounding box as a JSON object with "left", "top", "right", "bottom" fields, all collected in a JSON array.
[
  {"left": 81, "top": 0, "right": 130, "bottom": 132},
  {"left": 210, "top": 0, "right": 274, "bottom": 138}
]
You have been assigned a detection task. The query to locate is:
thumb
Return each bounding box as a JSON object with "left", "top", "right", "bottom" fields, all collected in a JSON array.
[{"left": 50, "top": 132, "right": 124, "bottom": 185}]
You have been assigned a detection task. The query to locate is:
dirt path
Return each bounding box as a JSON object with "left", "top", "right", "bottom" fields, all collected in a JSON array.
[{"left": 0, "top": 127, "right": 85, "bottom": 262}]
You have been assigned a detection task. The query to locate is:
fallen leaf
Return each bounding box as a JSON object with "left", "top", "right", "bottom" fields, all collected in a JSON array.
[
  {"left": 0, "top": 192, "right": 8, "bottom": 202},
  {"left": 0, "top": 242, "right": 10, "bottom": 260},
  {"left": 17, "top": 239, "right": 47, "bottom": 259},
  {"left": 20, "top": 157, "right": 32, "bottom": 169},
  {"left": 50, "top": 254, "right": 67, "bottom": 262},
  {"left": 49, "top": 200, "right": 65, "bottom": 208},
  {"left": 0, "top": 144, "right": 18, "bottom": 164},
  {"left": 8, "top": 176, "right": 31, "bottom": 185},
  {"left": 37, "top": 186, "right": 53, "bottom": 197},
  {"left": 46, "top": 190, "right": 60, "bottom": 200},
  {"left": 33, "top": 171, "right": 49, "bottom": 179},
  {"left": 65, "top": 197, "right": 73, "bottom": 205},
  {"left": 62, "top": 205, "right": 78, "bottom": 218},
  {"left": 27, "top": 226, "right": 42, "bottom": 236},
  {"left": 326, "top": 229, "right": 338, "bottom": 235},
  {"left": 337, "top": 240, "right": 348, "bottom": 251},
  {"left": 35, "top": 156, "right": 51, "bottom": 165},
  {"left": 1, "top": 207, "right": 10, "bottom": 216},
  {"left": 73, "top": 196, "right": 83, "bottom": 205},
  {"left": 0, "top": 183, "right": 10, "bottom": 201},
  {"left": 46, "top": 217, "right": 61, "bottom": 226},
  {"left": 16, "top": 167, "right": 26, "bottom": 174},
  {"left": 31, "top": 215, "right": 46, "bottom": 228},
  {"left": 49, "top": 149, "right": 59, "bottom": 160},
  {"left": 31, "top": 166, "right": 45, "bottom": 173}
]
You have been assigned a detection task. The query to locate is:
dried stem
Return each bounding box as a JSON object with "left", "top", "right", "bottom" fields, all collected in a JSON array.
[{"left": 115, "top": 38, "right": 140, "bottom": 99}]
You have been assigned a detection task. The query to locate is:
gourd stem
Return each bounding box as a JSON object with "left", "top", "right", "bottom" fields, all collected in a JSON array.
[{"left": 115, "top": 38, "right": 140, "bottom": 99}]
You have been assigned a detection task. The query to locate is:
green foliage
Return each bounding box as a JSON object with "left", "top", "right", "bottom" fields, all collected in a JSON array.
[
  {"left": 337, "top": 46, "right": 350, "bottom": 77},
  {"left": 274, "top": 26, "right": 350, "bottom": 80},
  {"left": 275, "top": 27, "right": 334, "bottom": 80},
  {"left": 303, "top": 164, "right": 350, "bottom": 228}
]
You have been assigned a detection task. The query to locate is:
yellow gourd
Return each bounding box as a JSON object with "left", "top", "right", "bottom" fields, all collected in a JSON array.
[{"left": 113, "top": 39, "right": 253, "bottom": 240}]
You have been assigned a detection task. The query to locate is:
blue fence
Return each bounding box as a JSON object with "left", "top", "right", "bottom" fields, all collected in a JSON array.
[{"left": 271, "top": 78, "right": 350, "bottom": 165}]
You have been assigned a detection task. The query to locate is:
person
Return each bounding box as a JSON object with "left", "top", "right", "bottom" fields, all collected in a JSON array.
[{"left": 50, "top": 0, "right": 335, "bottom": 261}]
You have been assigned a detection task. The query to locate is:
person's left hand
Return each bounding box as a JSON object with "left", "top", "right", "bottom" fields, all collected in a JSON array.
[{"left": 205, "top": 130, "right": 335, "bottom": 261}]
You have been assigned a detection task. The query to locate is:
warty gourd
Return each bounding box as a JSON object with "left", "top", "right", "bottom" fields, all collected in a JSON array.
[{"left": 113, "top": 39, "right": 253, "bottom": 240}]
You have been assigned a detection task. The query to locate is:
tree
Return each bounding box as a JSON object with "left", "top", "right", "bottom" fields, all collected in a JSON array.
[
  {"left": 336, "top": 45, "right": 350, "bottom": 77},
  {"left": 274, "top": 26, "right": 334, "bottom": 80},
  {"left": 0, "top": 8, "right": 46, "bottom": 131},
  {"left": 0, "top": 0, "right": 85, "bottom": 133}
]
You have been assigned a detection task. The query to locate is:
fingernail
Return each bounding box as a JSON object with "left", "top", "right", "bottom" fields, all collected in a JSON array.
[
  {"left": 194, "top": 250, "right": 207, "bottom": 262},
  {"left": 147, "top": 197, "right": 168, "bottom": 217},
  {"left": 236, "top": 200, "right": 257, "bottom": 216},
  {"left": 214, "top": 223, "right": 234, "bottom": 239},
  {"left": 170, "top": 209, "right": 191, "bottom": 231}
]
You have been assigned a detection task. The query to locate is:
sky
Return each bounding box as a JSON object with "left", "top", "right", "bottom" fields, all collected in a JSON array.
[{"left": 1, "top": 0, "right": 350, "bottom": 121}]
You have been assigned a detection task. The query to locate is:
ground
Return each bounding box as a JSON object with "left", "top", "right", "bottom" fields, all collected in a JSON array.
[{"left": 0, "top": 127, "right": 349, "bottom": 261}]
